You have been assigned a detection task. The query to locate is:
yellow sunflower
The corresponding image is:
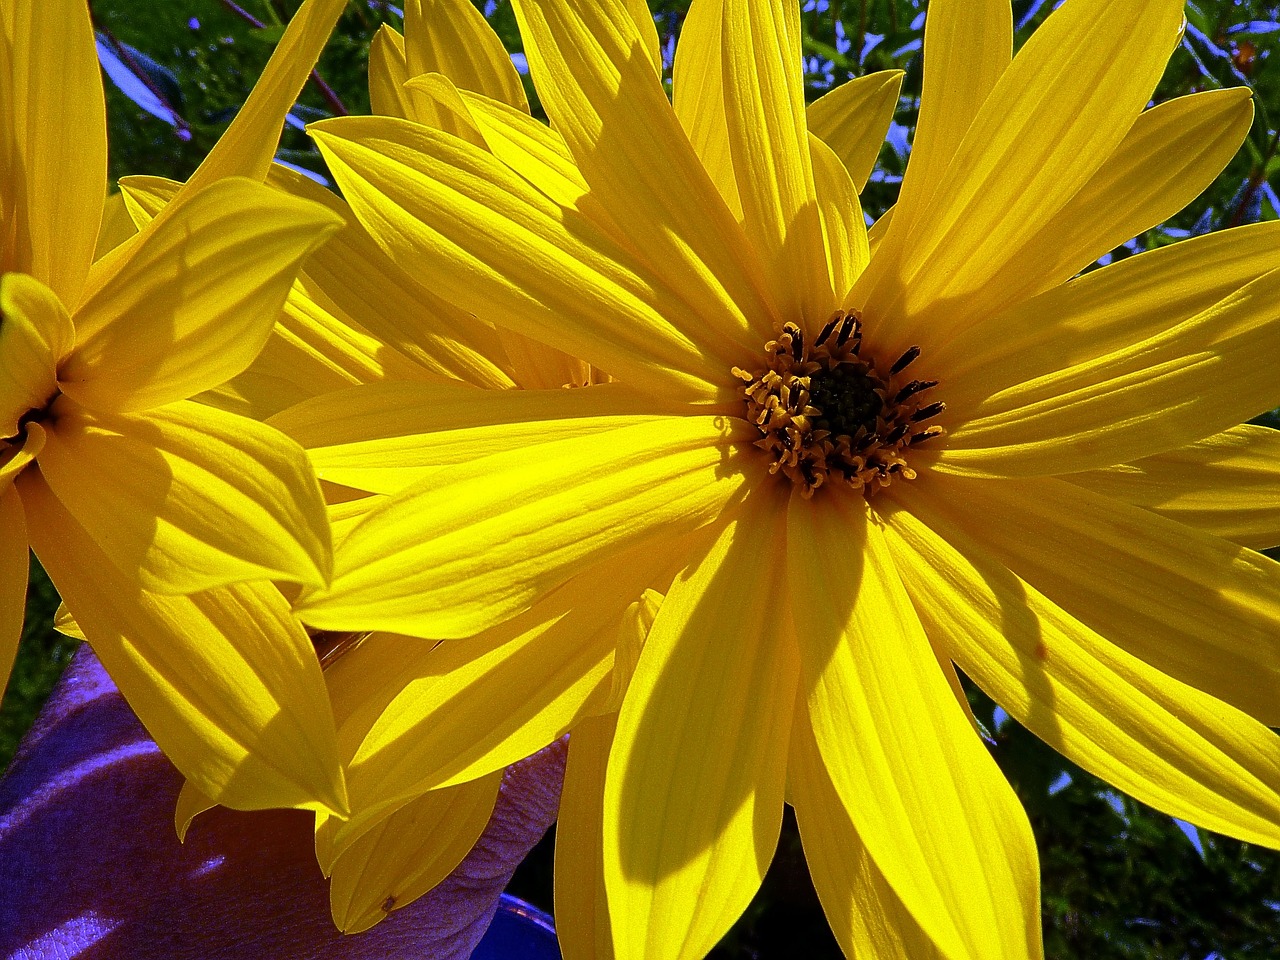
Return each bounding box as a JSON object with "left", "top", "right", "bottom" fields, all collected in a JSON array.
[
  {"left": 1, "top": 0, "right": 363, "bottom": 814},
  {"left": 288, "top": 0, "right": 1280, "bottom": 954}
]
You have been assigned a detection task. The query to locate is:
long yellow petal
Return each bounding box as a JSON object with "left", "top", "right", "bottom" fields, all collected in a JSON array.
[
  {"left": 94, "top": 190, "right": 138, "bottom": 261},
  {"left": 510, "top": 0, "right": 779, "bottom": 344},
  {"left": 310, "top": 116, "right": 735, "bottom": 401},
  {"left": 933, "top": 220, "right": 1280, "bottom": 399},
  {"left": 0, "top": 486, "right": 26, "bottom": 700},
  {"left": 556, "top": 712, "right": 617, "bottom": 960},
  {"left": 297, "top": 415, "right": 750, "bottom": 639},
  {"left": 329, "top": 773, "right": 501, "bottom": 933},
  {"left": 0, "top": 0, "right": 105, "bottom": 305},
  {"left": 809, "top": 134, "right": 869, "bottom": 301},
  {"left": 938, "top": 266, "right": 1280, "bottom": 476},
  {"left": 852, "top": 0, "right": 1008, "bottom": 310},
  {"left": 20, "top": 468, "right": 346, "bottom": 814},
  {"left": 0, "top": 273, "right": 72, "bottom": 437},
  {"left": 859, "top": 0, "right": 1185, "bottom": 356},
  {"left": 787, "top": 493, "right": 1041, "bottom": 959},
  {"left": 679, "top": 0, "right": 830, "bottom": 322},
  {"left": 60, "top": 178, "right": 344, "bottom": 414},
  {"left": 788, "top": 698, "right": 947, "bottom": 960},
  {"left": 983, "top": 88, "right": 1254, "bottom": 309},
  {"left": 36, "top": 398, "right": 331, "bottom": 593},
  {"left": 404, "top": 0, "right": 529, "bottom": 111},
  {"left": 271, "top": 380, "right": 679, "bottom": 495},
  {"left": 1070, "top": 425, "right": 1280, "bottom": 550},
  {"left": 605, "top": 488, "right": 797, "bottom": 960},
  {"left": 183, "top": 0, "right": 347, "bottom": 192},
  {"left": 885, "top": 483, "right": 1280, "bottom": 848},
  {"left": 806, "top": 70, "right": 904, "bottom": 192},
  {"left": 368, "top": 24, "right": 412, "bottom": 118},
  {"left": 902, "top": 472, "right": 1280, "bottom": 727}
]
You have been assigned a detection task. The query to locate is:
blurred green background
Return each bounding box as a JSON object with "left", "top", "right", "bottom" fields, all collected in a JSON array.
[{"left": 8, "top": 1, "right": 1280, "bottom": 956}]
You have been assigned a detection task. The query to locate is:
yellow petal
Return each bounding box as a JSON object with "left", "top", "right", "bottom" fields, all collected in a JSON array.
[
  {"left": 556, "top": 713, "right": 617, "bottom": 960},
  {"left": 297, "top": 416, "right": 751, "bottom": 639},
  {"left": 853, "top": 0, "right": 1008, "bottom": 306},
  {"left": 36, "top": 398, "right": 331, "bottom": 593},
  {"left": 605, "top": 488, "right": 797, "bottom": 960},
  {"left": 858, "top": 0, "right": 1186, "bottom": 356},
  {"left": 342, "top": 533, "right": 690, "bottom": 829},
  {"left": 404, "top": 0, "right": 529, "bottom": 111},
  {"left": 675, "top": 0, "right": 830, "bottom": 322},
  {"left": 934, "top": 220, "right": 1280, "bottom": 398},
  {"left": 0, "top": 272, "right": 72, "bottom": 437},
  {"left": 174, "top": 778, "right": 217, "bottom": 841},
  {"left": 270, "top": 380, "right": 678, "bottom": 495},
  {"left": 184, "top": 0, "right": 347, "bottom": 192},
  {"left": 395, "top": 71, "right": 488, "bottom": 147},
  {"left": 885, "top": 481, "right": 1280, "bottom": 848},
  {"left": 984, "top": 88, "right": 1255, "bottom": 309},
  {"left": 20, "top": 468, "right": 346, "bottom": 814},
  {"left": 0, "top": 422, "right": 44, "bottom": 490},
  {"left": 0, "top": 485, "right": 26, "bottom": 699},
  {"left": 510, "top": 0, "right": 778, "bottom": 345},
  {"left": 94, "top": 190, "right": 138, "bottom": 261},
  {"left": 310, "top": 116, "right": 734, "bottom": 402},
  {"left": 1070, "top": 425, "right": 1280, "bottom": 550},
  {"left": 60, "top": 178, "right": 344, "bottom": 414},
  {"left": 267, "top": 162, "right": 518, "bottom": 391},
  {"left": 368, "top": 25, "right": 413, "bottom": 119},
  {"left": 809, "top": 134, "right": 869, "bottom": 301},
  {"left": 329, "top": 772, "right": 501, "bottom": 933},
  {"left": 806, "top": 70, "right": 905, "bottom": 192},
  {"left": 900, "top": 472, "right": 1280, "bottom": 727},
  {"left": 787, "top": 493, "right": 1041, "bottom": 959},
  {"left": 939, "top": 266, "right": 1280, "bottom": 476},
  {"left": 0, "top": 0, "right": 105, "bottom": 305},
  {"left": 428, "top": 84, "right": 590, "bottom": 211},
  {"left": 788, "top": 698, "right": 948, "bottom": 960}
]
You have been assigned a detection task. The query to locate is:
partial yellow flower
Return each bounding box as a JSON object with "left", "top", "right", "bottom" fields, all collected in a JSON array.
[
  {"left": 293, "top": 0, "right": 1280, "bottom": 954},
  {"left": 0, "top": 0, "right": 354, "bottom": 814}
]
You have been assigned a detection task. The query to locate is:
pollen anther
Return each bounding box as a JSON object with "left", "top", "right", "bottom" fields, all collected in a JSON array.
[{"left": 733, "top": 312, "right": 944, "bottom": 499}]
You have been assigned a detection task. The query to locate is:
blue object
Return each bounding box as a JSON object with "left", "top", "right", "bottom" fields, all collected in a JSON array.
[{"left": 472, "top": 894, "right": 561, "bottom": 960}]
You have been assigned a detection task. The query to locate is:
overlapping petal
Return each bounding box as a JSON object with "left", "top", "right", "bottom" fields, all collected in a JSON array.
[
  {"left": 788, "top": 701, "right": 946, "bottom": 960},
  {"left": 901, "top": 472, "right": 1280, "bottom": 726},
  {"left": 311, "top": 116, "right": 738, "bottom": 401},
  {"left": 329, "top": 773, "right": 502, "bottom": 933},
  {"left": 806, "top": 70, "right": 905, "bottom": 192},
  {"left": 19, "top": 469, "right": 345, "bottom": 815},
  {"left": 1070, "top": 425, "right": 1280, "bottom": 549},
  {"left": 36, "top": 398, "right": 331, "bottom": 594},
  {"left": 0, "top": 0, "right": 105, "bottom": 305},
  {"left": 858, "top": 0, "right": 1185, "bottom": 354},
  {"left": 556, "top": 713, "right": 617, "bottom": 960},
  {"left": 938, "top": 266, "right": 1280, "bottom": 476},
  {"left": 404, "top": 0, "right": 529, "bottom": 112},
  {"left": 886, "top": 482, "right": 1280, "bottom": 847},
  {"left": 60, "top": 178, "right": 344, "bottom": 414},
  {"left": 787, "top": 493, "right": 1041, "bottom": 960},
  {"left": 604, "top": 488, "right": 797, "bottom": 960},
  {"left": 510, "top": 0, "right": 778, "bottom": 345}
]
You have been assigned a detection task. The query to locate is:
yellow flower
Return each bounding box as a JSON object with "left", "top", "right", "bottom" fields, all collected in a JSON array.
[
  {"left": 0, "top": 0, "right": 356, "bottom": 814},
  {"left": 292, "top": 0, "right": 1280, "bottom": 953}
]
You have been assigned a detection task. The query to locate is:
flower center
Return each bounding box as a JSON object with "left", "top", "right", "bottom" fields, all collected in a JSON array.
[{"left": 733, "top": 311, "right": 944, "bottom": 498}]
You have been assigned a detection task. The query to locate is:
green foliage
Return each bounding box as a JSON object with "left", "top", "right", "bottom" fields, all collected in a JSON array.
[{"left": 6, "top": 0, "right": 1280, "bottom": 955}]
